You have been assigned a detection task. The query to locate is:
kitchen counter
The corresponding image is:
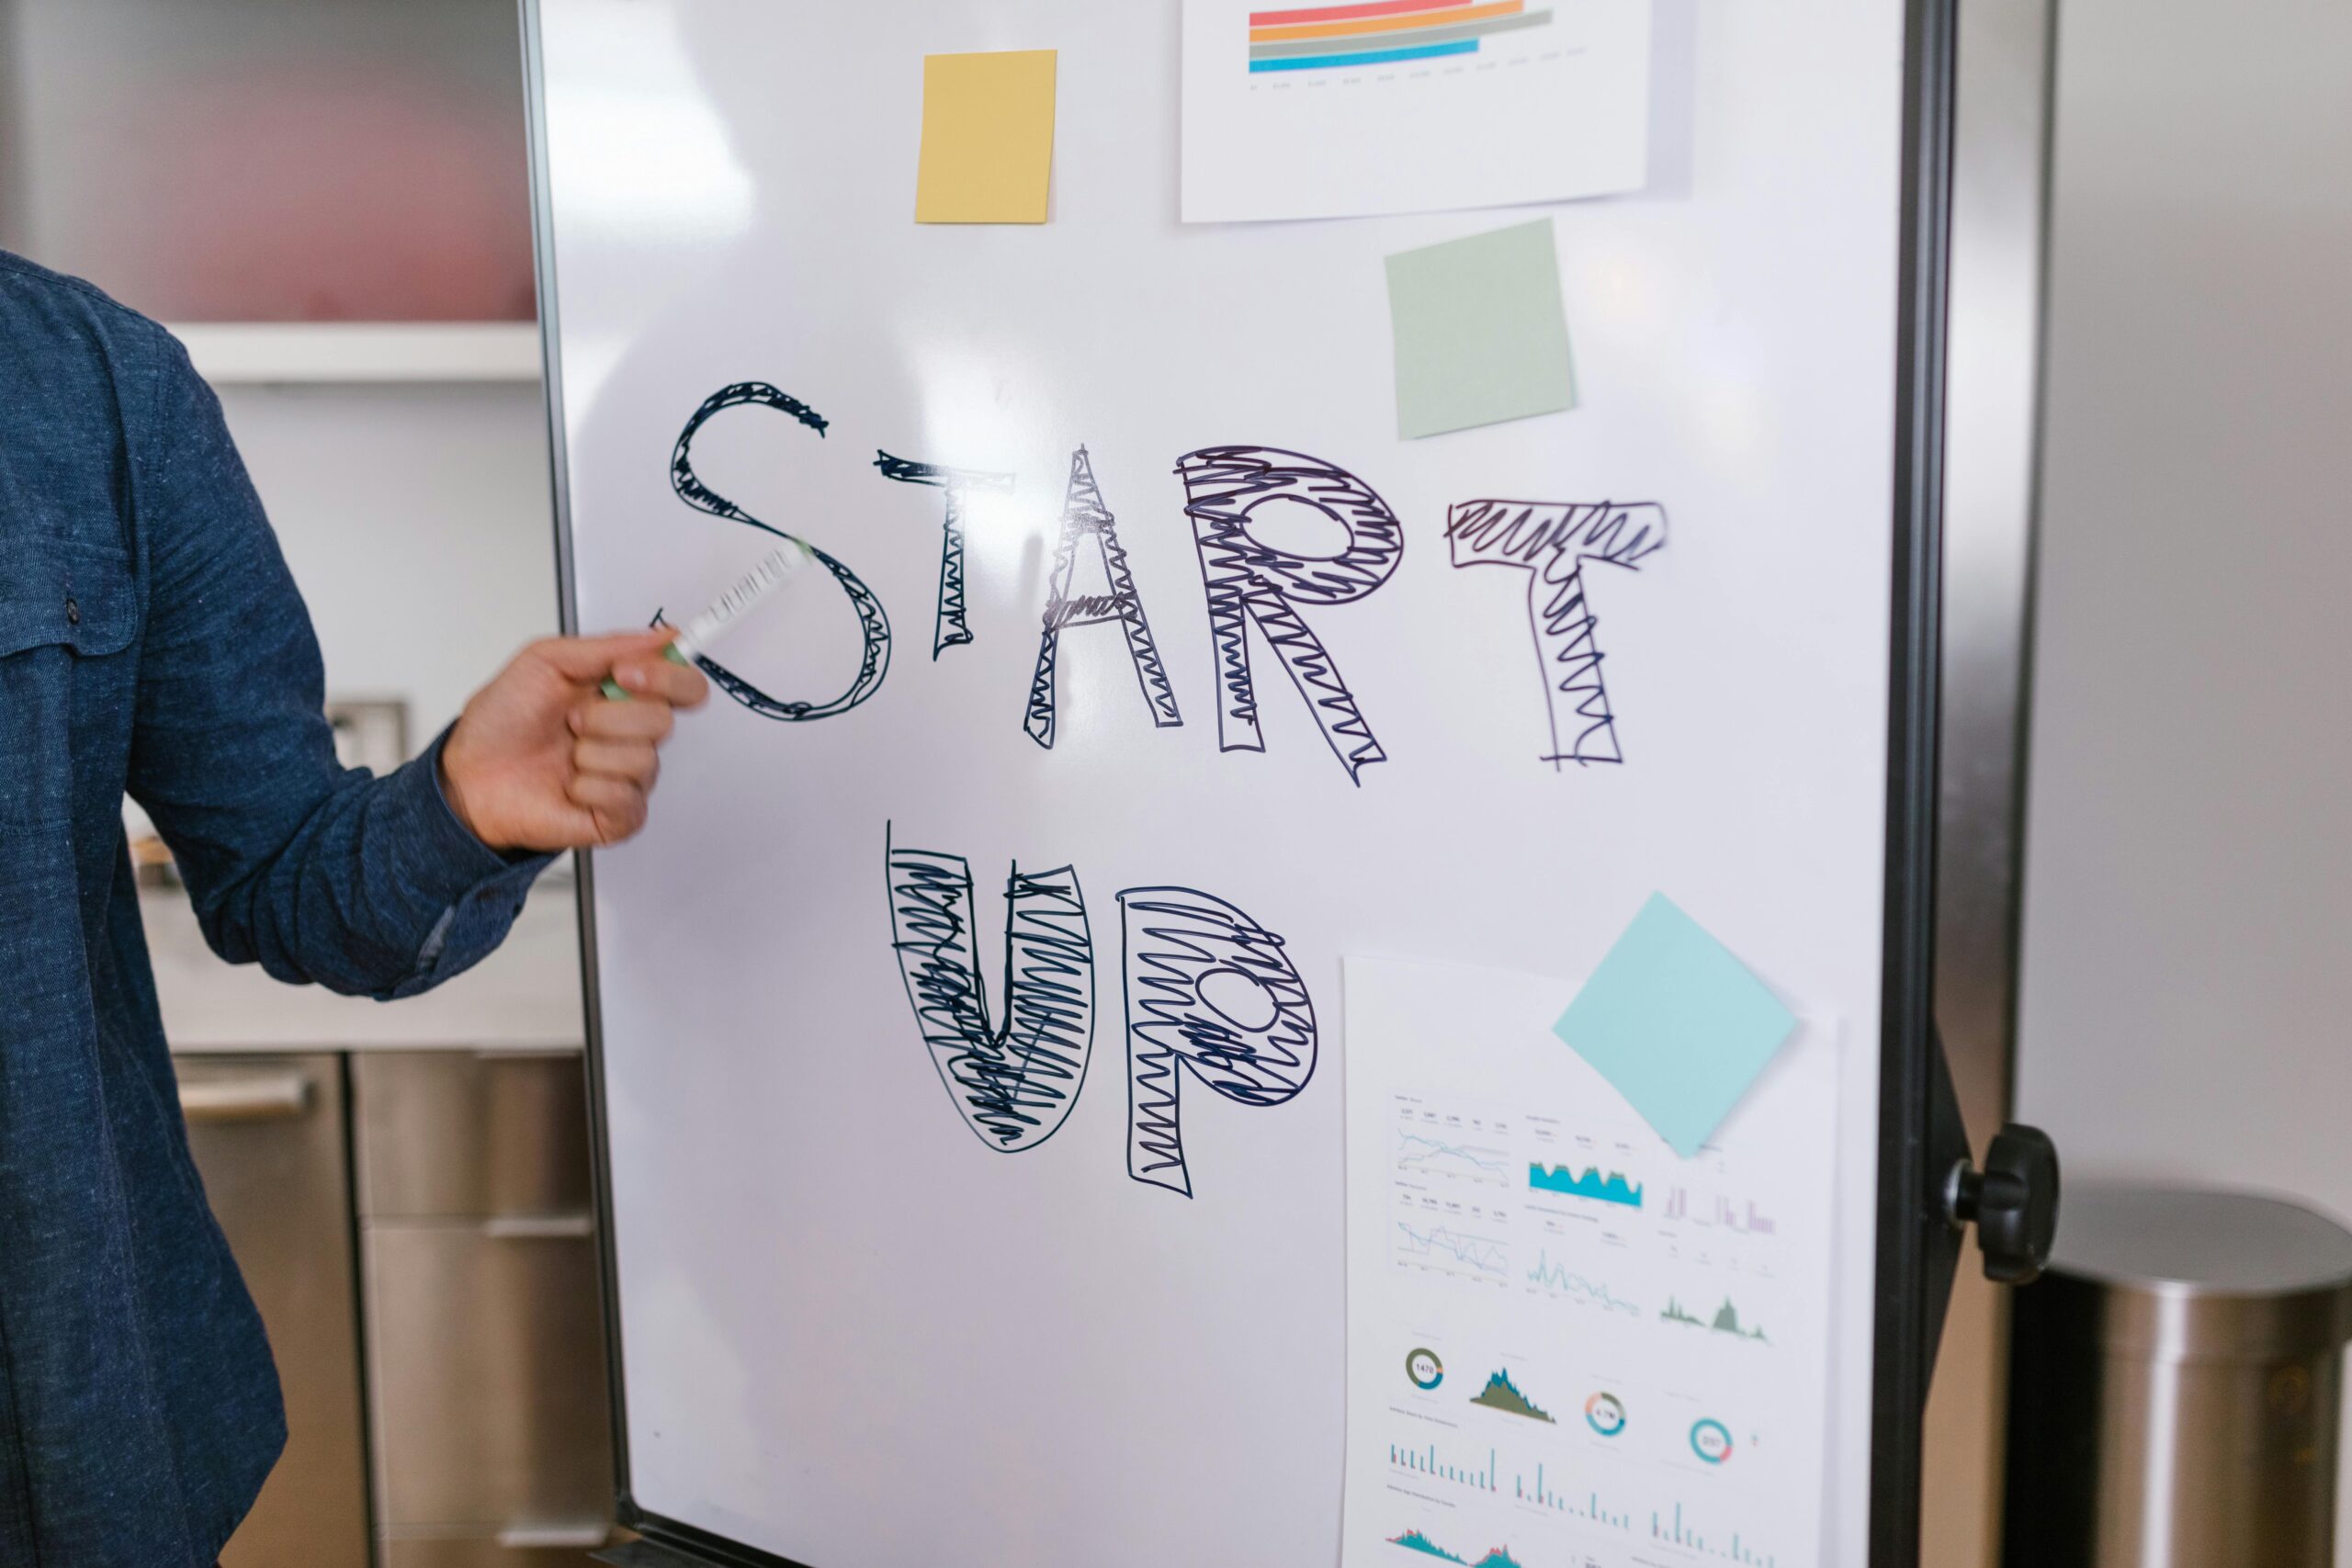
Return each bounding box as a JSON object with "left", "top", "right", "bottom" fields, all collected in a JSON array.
[{"left": 148, "top": 875, "right": 586, "bottom": 1052}]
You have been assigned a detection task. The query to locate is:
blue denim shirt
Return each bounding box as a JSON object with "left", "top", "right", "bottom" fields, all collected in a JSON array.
[{"left": 0, "top": 253, "right": 548, "bottom": 1565}]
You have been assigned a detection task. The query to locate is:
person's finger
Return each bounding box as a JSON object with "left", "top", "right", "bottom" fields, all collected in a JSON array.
[
  {"left": 529, "top": 628, "right": 678, "bottom": 682},
  {"left": 608, "top": 652, "right": 711, "bottom": 708},
  {"left": 582, "top": 795, "right": 650, "bottom": 847},
  {"left": 570, "top": 697, "right": 677, "bottom": 743},
  {"left": 566, "top": 772, "right": 649, "bottom": 840},
  {"left": 573, "top": 738, "right": 659, "bottom": 788},
  {"left": 566, "top": 771, "right": 649, "bottom": 822}
]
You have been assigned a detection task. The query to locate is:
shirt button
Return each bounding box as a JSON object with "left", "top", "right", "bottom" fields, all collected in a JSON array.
[{"left": 64, "top": 596, "right": 79, "bottom": 626}]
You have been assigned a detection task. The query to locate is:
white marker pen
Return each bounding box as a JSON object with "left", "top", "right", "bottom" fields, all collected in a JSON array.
[{"left": 601, "top": 540, "right": 818, "bottom": 700}]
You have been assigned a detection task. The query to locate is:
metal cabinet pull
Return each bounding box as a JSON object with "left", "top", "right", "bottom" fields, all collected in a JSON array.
[
  {"left": 497, "top": 1521, "right": 611, "bottom": 1549},
  {"left": 482, "top": 1213, "right": 595, "bottom": 1240},
  {"left": 179, "top": 1073, "right": 312, "bottom": 1122}
]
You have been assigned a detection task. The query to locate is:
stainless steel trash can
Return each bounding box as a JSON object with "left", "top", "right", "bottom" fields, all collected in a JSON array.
[{"left": 2003, "top": 1183, "right": 2352, "bottom": 1566}]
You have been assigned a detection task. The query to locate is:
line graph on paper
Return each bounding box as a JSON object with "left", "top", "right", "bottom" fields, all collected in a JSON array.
[
  {"left": 1523, "top": 1249, "right": 1640, "bottom": 1315},
  {"left": 1396, "top": 1129, "right": 1512, "bottom": 1185},
  {"left": 1391, "top": 1096, "right": 1515, "bottom": 1188},
  {"left": 1393, "top": 1217, "right": 1512, "bottom": 1280}
]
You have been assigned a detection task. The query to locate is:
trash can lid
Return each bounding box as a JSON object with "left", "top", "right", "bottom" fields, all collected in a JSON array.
[{"left": 2045, "top": 1183, "right": 2352, "bottom": 1359}]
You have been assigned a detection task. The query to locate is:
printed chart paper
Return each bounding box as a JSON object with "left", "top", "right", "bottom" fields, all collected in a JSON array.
[
  {"left": 1344, "top": 955, "right": 1838, "bottom": 1568},
  {"left": 1181, "top": 0, "right": 1652, "bottom": 223}
]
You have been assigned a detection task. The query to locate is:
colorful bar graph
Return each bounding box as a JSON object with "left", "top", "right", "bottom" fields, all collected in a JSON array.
[
  {"left": 1661, "top": 1187, "right": 1780, "bottom": 1234},
  {"left": 1253, "top": 0, "right": 1522, "bottom": 41},
  {"left": 1251, "top": 39, "right": 1477, "bottom": 71},
  {"left": 1250, "top": 0, "right": 1474, "bottom": 25},
  {"left": 1244, "top": 0, "right": 1553, "bottom": 73}
]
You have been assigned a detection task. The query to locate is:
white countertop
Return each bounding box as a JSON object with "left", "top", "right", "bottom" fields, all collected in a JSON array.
[{"left": 148, "top": 875, "right": 587, "bottom": 1053}]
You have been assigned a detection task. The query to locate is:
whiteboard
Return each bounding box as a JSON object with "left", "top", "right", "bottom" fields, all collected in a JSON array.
[{"left": 524, "top": 2, "right": 1941, "bottom": 1563}]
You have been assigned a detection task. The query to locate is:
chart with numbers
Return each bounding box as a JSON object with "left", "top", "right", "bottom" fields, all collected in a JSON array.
[{"left": 1344, "top": 955, "right": 1838, "bottom": 1568}]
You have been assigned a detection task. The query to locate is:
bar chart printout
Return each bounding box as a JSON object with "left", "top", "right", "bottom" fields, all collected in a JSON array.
[
  {"left": 1247, "top": 1, "right": 1558, "bottom": 75},
  {"left": 1340, "top": 956, "right": 1838, "bottom": 1568},
  {"left": 1180, "top": 0, "right": 1653, "bottom": 220}
]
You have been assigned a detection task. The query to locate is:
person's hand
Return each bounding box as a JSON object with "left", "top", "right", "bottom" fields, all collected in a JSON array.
[{"left": 437, "top": 629, "right": 711, "bottom": 853}]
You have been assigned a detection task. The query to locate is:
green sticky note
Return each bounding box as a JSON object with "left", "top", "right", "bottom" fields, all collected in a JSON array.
[
  {"left": 1553, "top": 894, "right": 1798, "bottom": 1158},
  {"left": 1385, "top": 218, "right": 1577, "bottom": 440}
]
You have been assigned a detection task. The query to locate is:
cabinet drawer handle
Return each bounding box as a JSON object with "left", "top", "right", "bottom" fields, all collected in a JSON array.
[
  {"left": 178, "top": 1073, "right": 311, "bottom": 1122},
  {"left": 482, "top": 1213, "right": 595, "bottom": 1239},
  {"left": 497, "top": 1521, "right": 610, "bottom": 1549}
]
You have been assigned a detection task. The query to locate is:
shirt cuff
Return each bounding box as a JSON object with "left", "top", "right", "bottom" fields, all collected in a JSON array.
[{"left": 375, "top": 727, "right": 555, "bottom": 990}]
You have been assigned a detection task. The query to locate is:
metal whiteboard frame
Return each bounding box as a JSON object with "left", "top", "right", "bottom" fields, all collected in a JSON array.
[{"left": 518, "top": 2, "right": 1956, "bottom": 1562}]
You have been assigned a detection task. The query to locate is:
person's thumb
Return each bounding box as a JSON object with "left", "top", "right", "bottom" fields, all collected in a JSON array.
[{"left": 528, "top": 628, "right": 677, "bottom": 682}]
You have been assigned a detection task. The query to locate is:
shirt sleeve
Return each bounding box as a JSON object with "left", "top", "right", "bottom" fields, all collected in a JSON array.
[{"left": 122, "top": 331, "right": 550, "bottom": 1001}]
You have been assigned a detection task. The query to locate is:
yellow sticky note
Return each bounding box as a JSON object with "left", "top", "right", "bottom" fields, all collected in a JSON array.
[{"left": 915, "top": 50, "right": 1057, "bottom": 224}]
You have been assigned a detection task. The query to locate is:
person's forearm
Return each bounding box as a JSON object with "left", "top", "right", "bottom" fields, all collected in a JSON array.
[{"left": 187, "top": 729, "right": 548, "bottom": 1000}]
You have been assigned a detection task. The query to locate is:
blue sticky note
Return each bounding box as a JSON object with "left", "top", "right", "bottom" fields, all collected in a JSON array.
[{"left": 1553, "top": 894, "right": 1798, "bottom": 1158}]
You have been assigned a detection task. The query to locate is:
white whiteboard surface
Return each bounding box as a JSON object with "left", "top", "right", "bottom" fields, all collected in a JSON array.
[{"left": 529, "top": 3, "right": 1909, "bottom": 1564}]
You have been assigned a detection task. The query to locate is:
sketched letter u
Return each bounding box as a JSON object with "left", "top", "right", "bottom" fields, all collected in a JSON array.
[{"left": 885, "top": 826, "right": 1095, "bottom": 1152}]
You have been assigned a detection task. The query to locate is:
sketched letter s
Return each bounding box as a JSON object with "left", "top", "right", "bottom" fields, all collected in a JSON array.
[{"left": 671, "top": 383, "right": 891, "bottom": 720}]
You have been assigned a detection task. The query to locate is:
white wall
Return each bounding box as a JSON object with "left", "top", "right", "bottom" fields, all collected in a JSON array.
[
  {"left": 2016, "top": 0, "right": 2352, "bottom": 1542},
  {"left": 214, "top": 382, "right": 560, "bottom": 752}
]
